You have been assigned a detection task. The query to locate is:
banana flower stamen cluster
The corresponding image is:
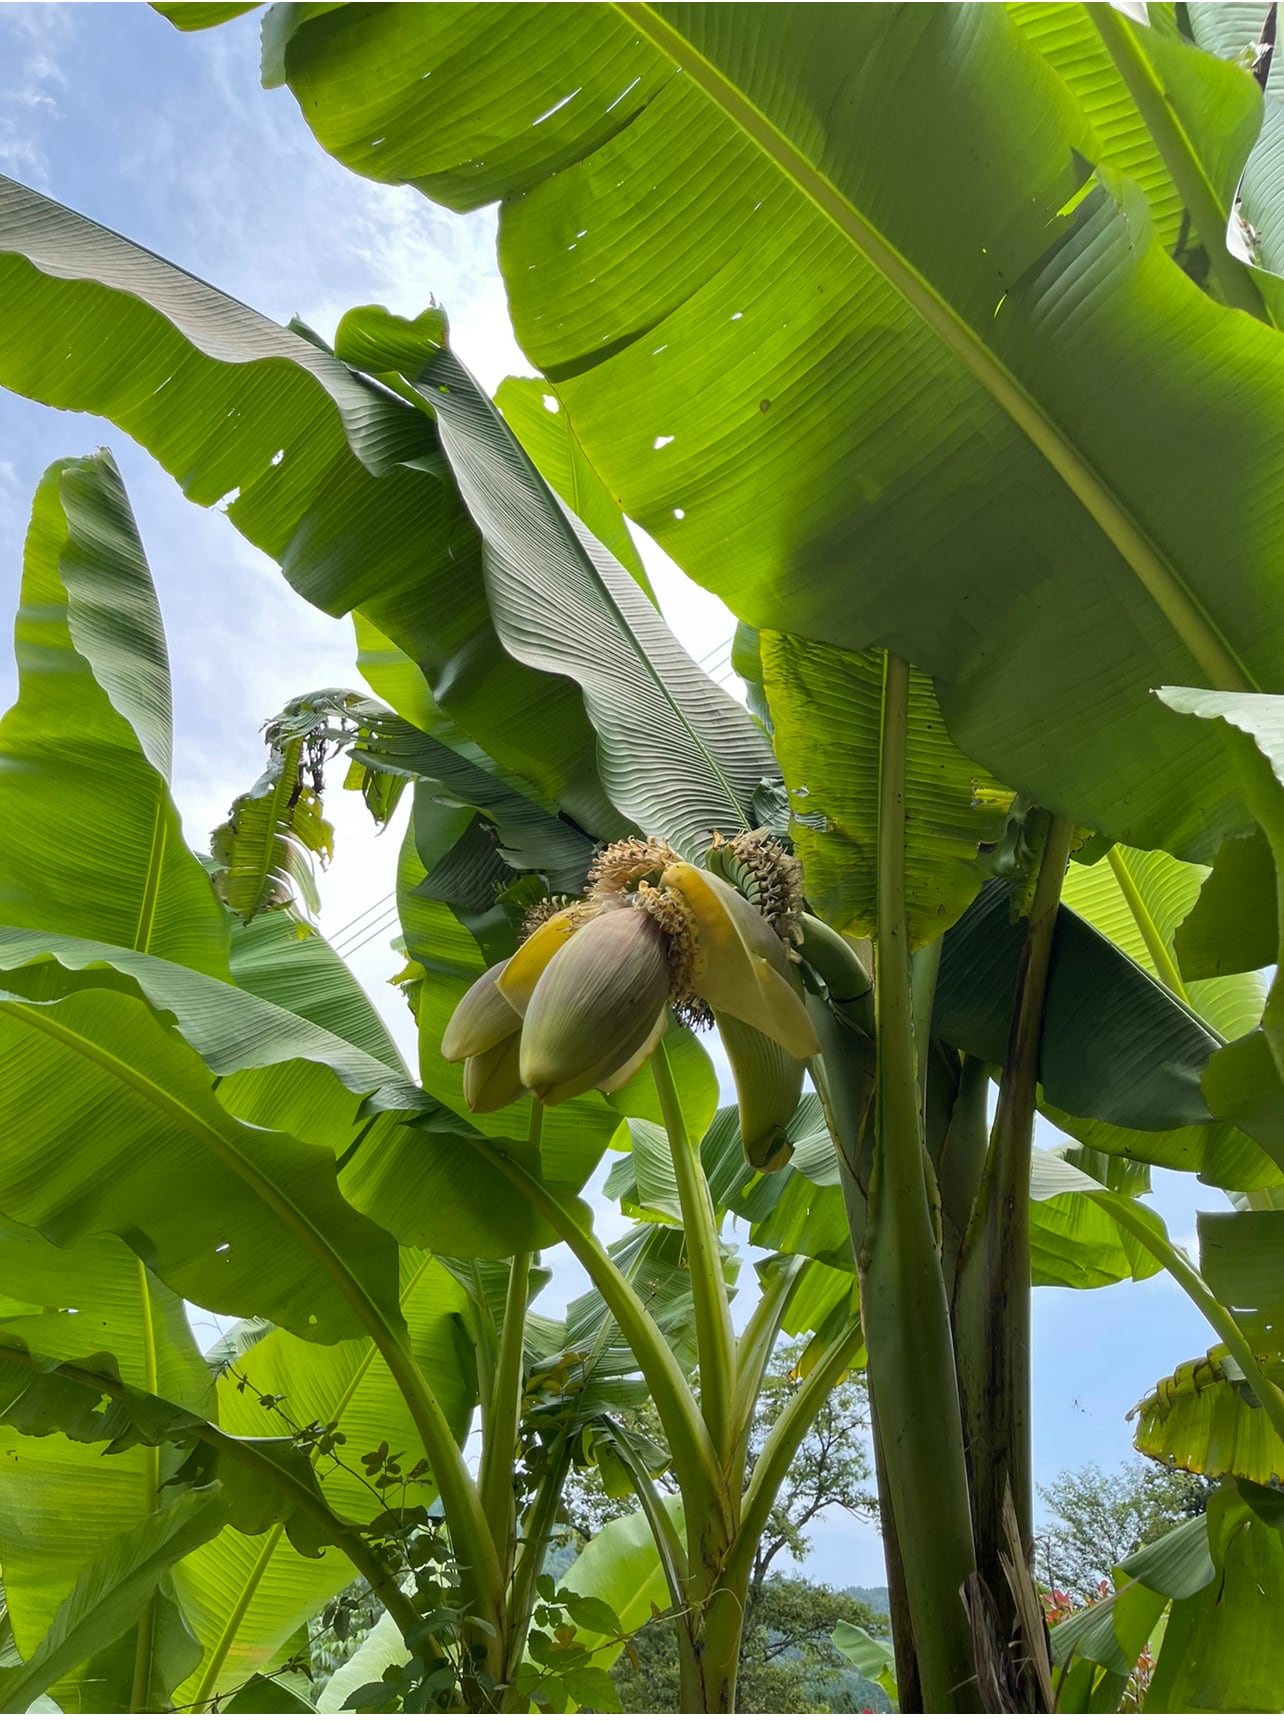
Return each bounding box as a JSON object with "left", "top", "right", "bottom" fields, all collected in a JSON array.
[{"left": 441, "top": 834, "right": 819, "bottom": 1168}]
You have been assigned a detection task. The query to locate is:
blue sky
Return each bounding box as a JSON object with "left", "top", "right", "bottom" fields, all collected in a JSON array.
[{"left": 0, "top": 3, "right": 1232, "bottom": 1590}]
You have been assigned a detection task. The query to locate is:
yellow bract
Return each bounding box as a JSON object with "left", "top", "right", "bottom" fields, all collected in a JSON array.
[
  {"left": 496, "top": 907, "right": 585, "bottom": 1014},
  {"left": 661, "top": 862, "right": 819, "bottom": 1060},
  {"left": 716, "top": 1012, "right": 805, "bottom": 1172}
]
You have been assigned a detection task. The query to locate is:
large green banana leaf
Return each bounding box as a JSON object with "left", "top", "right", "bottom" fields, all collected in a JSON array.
[
  {"left": 1187, "top": 4, "right": 1284, "bottom": 317},
  {"left": 0, "top": 175, "right": 613, "bottom": 835},
  {"left": 344, "top": 700, "right": 594, "bottom": 893},
  {"left": 1173, "top": 827, "right": 1276, "bottom": 982},
  {"left": 0, "top": 1487, "right": 228, "bottom": 1715},
  {"left": 0, "top": 1225, "right": 210, "bottom": 1708},
  {"left": 935, "top": 879, "right": 1279, "bottom": 1187},
  {"left": 1010, "top": 4, "right": 1263, "bottom": 272},
  {"left": 170, "top": 1251, "right": 474, "bottom": 1709},
  {"left": 0, "top": 1315, "right": 342, "bottom": 1708},
  {"left": 495, "top": 376, "right": 653, "bottom": 599},
  {"left": 316, "top": 1607, "right": 406, "bottom": 1715},
  {"left": 0, "top": 1332, "right": 346, "bottom": 1709},
  {"left": 0, "top": 179, "right": 775, "bottom": 857},
  {"left": 331, "top": 304, "right": 775, "bottom": 854},
  {"left": 0, "top": 929, "right": 414, "bottom": 1106},
  {"left": 1143, "top": 1485, "right": 1284, "bottom": 1712},
  {"left": 558, "top": 1222, "right": 719, "bottom": 1389},
  {"left": 0, "top": 451, "right": 228, "bottom": 976},
  {"left": 1158, "top": 688, "right": 1284, "bottom": 1174},
  {"left": 937, "top": 881, "right": 1215, "bottom": 1128},
  {"left": 1061, "top": 842, "right": 1266, "bottom": 1041},
  {"left": 556, "top": 1497, "right": 686, "bottom": 1671},
  {"left": 759, "top": 633, "right": 1010, "bottom": 948},
  {"left": 230, "top": 3, "right": 1284, "bottom": 863},
  {"left": 1048, "top": 1510, "right": 1213, "bottom": 1689},
  {"left": 226, "top": 907, "right": 406, "bottom": 1073},
  {"left": 0, "top": 983, "right": 400, "bottom": 1344},
  {"left": 159, "top": 2, "right": 258, "bottom": 25},
  {"left": 1197, "top": 1208, "right": 1284, "bottom": 1348}
]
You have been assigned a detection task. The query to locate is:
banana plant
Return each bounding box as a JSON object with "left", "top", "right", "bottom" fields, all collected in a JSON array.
[
  {"left": 135, "top": 0, "right": 1284, "bottom": 1611},
  {"left": 0, "top": 449, "right": 885, "bottom": 1712},
  {"left": 0, "top": 448, "right": 675, "bottom": 1711},
  {"left": 0, "top": 451, "right": 469, "bottom": 1705},
  {"left": 223, "top": 690, "right": 871, "bottom": 1714},
  {"left": 5, "top": 10, "right": 1284, "bottom": 1705}
]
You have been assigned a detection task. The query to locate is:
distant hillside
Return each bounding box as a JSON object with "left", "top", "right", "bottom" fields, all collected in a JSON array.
[{"left": 843, "top": 1584, "right": 891, "bottom": 1627}]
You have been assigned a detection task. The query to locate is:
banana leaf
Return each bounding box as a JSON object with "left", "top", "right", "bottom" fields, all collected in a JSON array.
[
  {"left": 233, "top": 3, "right": 1284, "bottom": 862},
  {"left": 0, "top": 451, "right": 228, "bottom": 976}
]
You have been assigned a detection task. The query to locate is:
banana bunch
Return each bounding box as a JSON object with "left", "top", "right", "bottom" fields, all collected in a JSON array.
[{"left": 441, "top": 833, "right": 818, "bottom": 1168}]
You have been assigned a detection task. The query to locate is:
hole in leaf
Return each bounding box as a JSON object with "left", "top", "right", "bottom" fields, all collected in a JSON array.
[{"left": 532, "top": 88, "right": 582, "bottom": 126}]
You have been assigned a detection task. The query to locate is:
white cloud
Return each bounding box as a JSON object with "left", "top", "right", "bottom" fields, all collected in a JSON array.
[{"left": 0, "top": 2, "right": 70, "bottom": 183}]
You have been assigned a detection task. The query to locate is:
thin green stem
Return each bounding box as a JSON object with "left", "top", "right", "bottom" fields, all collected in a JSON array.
[
  {"left": 468, "top": 1137, "right": 731, "bottom": 1535},
  {"left": 862, "top": 650, "right": 980, "bottom": 1711},
  {"left": 652, "top": 1038, "right": 737, "bottom": 1467},
  {"left": 369, "top": 1318, "right": 504, "bottom": 1628},
  {"left": 1105, "top": 846, "right": 1193, "bottom": 1004},
  {"left": 131, "top": 1261, "right": 161, "bottom": 1712},
  {"left": 1102, "top": 1198, "right": 1284, "bottom": 1445},
  {"left": 1087, "top": 3, "right": 1271, "bottom": 324},
  {"left": 733, "top": 1315, "right": 865, "bottom": 1581},
  {"left": 479, "top": 1251, "right": 530, "bottom": 1579},
  {"left": 730, "top": 1258, "right": 805, "bottom": 1483},
  {"left": 703, "top": 1313, "right": 866, "bottom": 1711},
  {"left": 505, "top": 1436, "right": 574, "bottom": 1692},
  {"left": 478, "top": 1101, "right": 543, "bottom": 1587},
  {"left": 129, "top": 1596, "right": 156, "bottom": 1714},
  {"left": 597, "top": 1418, "right": 690, "bottom": 1613}
]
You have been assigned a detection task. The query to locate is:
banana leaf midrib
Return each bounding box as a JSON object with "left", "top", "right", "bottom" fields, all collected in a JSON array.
[
  {"left": 612, "top": 1, "right": 1256, "bottom": 697},
  {"left": 419, "top": 351, "right": 761, "bottom": 838},
  {"left": 187, "top": 1260, "right": 423, "bottom": 1706},
  {"left": 0, "top": 998, "right": 394, "bottom": 1339}
]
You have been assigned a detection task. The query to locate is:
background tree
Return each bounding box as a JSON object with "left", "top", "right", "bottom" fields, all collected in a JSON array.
[
  {"left": 613, "top": 1575, "right": 890, "bottom": 1715},
  {"left": 1036, "top": 1461, "right": 1211, "bottom": 1604},
  {"left": 562, "top": 1342, "right": 884, "bottom": 1712}
]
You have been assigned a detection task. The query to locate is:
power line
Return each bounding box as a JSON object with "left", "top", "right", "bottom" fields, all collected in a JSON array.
[
  {"left": 326, "top": 890, "right": 396, "bottom": 946},
  {"left": 697, "top": 634, "right": 735, "bottom": 669},
  {"left": 333, "top": 910, "right": 402, "bottom": 959}
]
